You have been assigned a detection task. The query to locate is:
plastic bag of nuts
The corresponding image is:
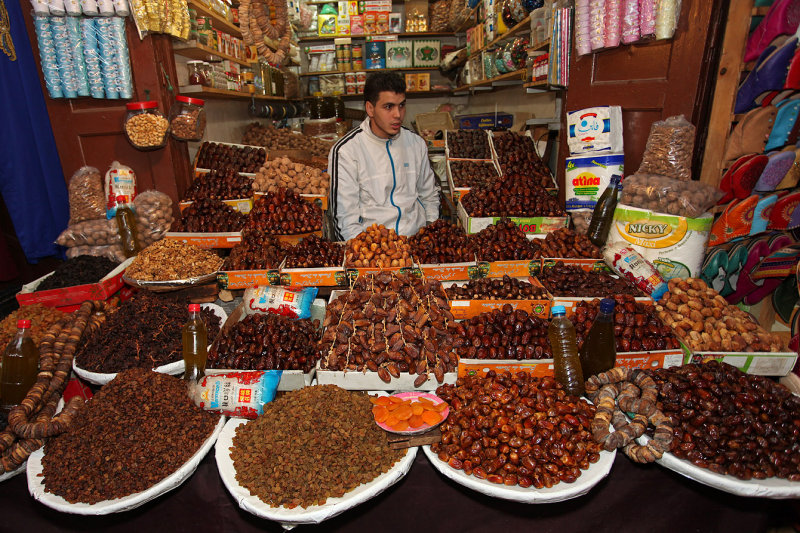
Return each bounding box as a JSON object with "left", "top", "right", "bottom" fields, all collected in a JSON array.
[
  {"left": 56, "top": 218, "right": 119, "bottom": 247},
  {"left": 619, "top": 173, "right": 723, "bottom": 218},
  {"left": 134, "top": 190, "right": 174, "bottom": 246},
  {"left": 67, "top": 167, "right": 106, "bottom": 225},
  {"left": 124, "top": 101, "right": 169, "bottom": 150},
  {"left": 636, "top": 115, "right": 695, "bottom": 181}
]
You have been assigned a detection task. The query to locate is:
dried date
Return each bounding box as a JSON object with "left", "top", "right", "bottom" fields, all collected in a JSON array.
[
  {"left": 449, "top": 305, "right": 551, "bottom": 360},
  {"left": 445, "top": 275, "right": 545, "bottom": 300},
  {"left": 246, "top": 188, "right": 322, "bottom": 234},
  {"left": 409, "top": 220, "right": 476, "bottom": 264},
  {"left": 172, "top": 198, "right": 247, "bottom": 233},
  {"left": 538, "top": 261, "right": 642, "bottom": 297}
]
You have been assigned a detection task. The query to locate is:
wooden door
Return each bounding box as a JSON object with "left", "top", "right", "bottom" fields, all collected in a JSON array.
[
  {"left": 17, "top": 11, "right": 192, "bottom": 206},
  {"left": 557, "top": 0, "right": 726, "bottom": 186}
]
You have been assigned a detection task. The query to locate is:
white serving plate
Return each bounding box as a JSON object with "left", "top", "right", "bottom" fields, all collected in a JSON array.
[
  {"left": 638, "top": 434, "right": 800, "bottom": 499},
  {"left": 422, "top": 445, "right": 615, "bottom": 504},
  {"left": 72, "top": 304, "right": 227, "bottom": 386},
  {"left": 0, "top": 398, "right": 65, "bottom": 483},
  {"left": 27, "top": 415, "right": 225, "bottom": 514},
  {"left": 215, "top": 417, "right": 416, "bottom": 527}
]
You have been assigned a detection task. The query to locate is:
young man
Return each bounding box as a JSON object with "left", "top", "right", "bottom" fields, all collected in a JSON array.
[{"left": 328, "top": 72, "right": 440, "bottom": 241}]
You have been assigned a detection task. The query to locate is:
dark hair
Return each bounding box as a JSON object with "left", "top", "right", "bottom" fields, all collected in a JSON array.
[{"left": 364, "top": 71, "right": 406, "bottom": 105}]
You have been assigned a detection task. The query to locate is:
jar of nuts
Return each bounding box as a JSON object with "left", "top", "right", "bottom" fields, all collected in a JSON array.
[
  {"left": 169, "top": 96, "right": 206, "bottom": 142},
  {"left": 124, "top": 101, "right": 169, "bottom": 150}
]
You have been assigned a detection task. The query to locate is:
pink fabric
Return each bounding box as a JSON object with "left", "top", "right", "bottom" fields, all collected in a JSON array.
[
  {"left": 639, "top": 0, "right": 655, "bottom": 37},
  {"left": 621, "top": 0, "right": 639, "bottom": 43},
  {"left": 745, "top": 0, "right": 800, "bottom": 63},
  {"left": 605, "top": 0, "right": 621, "bottom": 47}
]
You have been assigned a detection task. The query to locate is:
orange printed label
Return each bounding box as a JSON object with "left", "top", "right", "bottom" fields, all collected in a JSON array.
[{"left": 238, "top": 388, "right": 252, "bottom": 403}]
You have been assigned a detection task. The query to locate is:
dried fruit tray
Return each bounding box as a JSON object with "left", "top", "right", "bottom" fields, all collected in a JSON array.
[
  {"left": 457, "top": 201, "right": 570, "bottom": 236},
  {"left": 441, "top": 278, "right": 552, "bottom": 320}
]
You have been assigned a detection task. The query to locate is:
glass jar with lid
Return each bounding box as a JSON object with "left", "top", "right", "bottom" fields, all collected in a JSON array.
[
  {"left": 123, "top": 101, "right": 169, "bottom": 150},
  {"left": 186, "top": 60, "right": 206, "bottom": 86},
  {"left": 168, "top": 96, "right": 206, "bottom": 142}
]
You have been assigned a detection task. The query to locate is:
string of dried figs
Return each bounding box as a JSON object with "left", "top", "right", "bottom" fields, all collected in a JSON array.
[
  {"left": 284, "top": 234, "right": 344, "bottom": 268},
  {"left": 223, "top": 229, "right": 287, "bottom": 271},
  {"left": 445, "top": 275, "right": 545, "bottom": 300},
  {"left": 208, "top": 313, "right": 320, "bottom": 372},
  {"left": 449, "top": 160, "right": 498, "bottom": 188},
  {"left": 241, "top": 122, "right": 333, "bottom": 158},
  {"left": 449, "top": 305, "right": 552, "bottom": 360},
  {"left": 319, "top": 272, "right": 458, "bottom": 386},
  {"left": 246, "top": 188, "right": 322, "bottom": 234},
  {"left": 253, "top": 156, "right": 330, "bottom": 196},
  {"left": 492, "top": 132, "right": 552, "bottom": 187},
  {"left": 182, "top": 169, "right": 254, "bottom": 201},
  {"left": 345, "top": 224, "right": 413, "bottom": 268},
  {"left": 461, "top": 174, "right": 564, "bottom": 217},
  {"left": 231, "top": 385, "right": 403, "bottom": 508},
  {"left": 447, "top": 130, "right": 490, "bottom": 159},
  {"left": 572, "top": 295, "right": 679, "bottom": 352},
  {"left": 195, "top": 141, "right": 266, "bottom": 173},
  {"left": 172, "top": 198, "right": 247, "bottom": 233},
  {"left": 538, "top": 261, "right": 642, "bottom": 297},
  {"left": 540, "top": 227, "right": 601, "bottom": 258},
  {"left": 472, "top": 219, "right": 543, "bottom": 262},
  {"left": 649, "top": 361, "right": 800, "bottom": 480},
  {"left": 432, "top": 371, "right": 602, "bottom": 487},
  {"left": 655, "top": 278, "right": 785, "bottom": 352},
  {"left": 74, "top": 292, "right": 221, "bottom": 373},
  {"left": 126, "top": 239, "right": 223, "bottom": 281},
  {"left": 41, "top": 368, "right": 219, "bottom": 503},
  {"left": 409, "top": 219, "right": 475, "bottom": 264}
]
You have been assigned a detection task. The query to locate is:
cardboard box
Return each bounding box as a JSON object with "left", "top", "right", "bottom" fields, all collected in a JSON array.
[
  {"left": 474, "top": 259, "right": 541, "bottom": 279},
  {"left": 178, "top": 198, "right": 253, "bottom": 215},
  {"left": 488, "top": 130, "right": 558, "bottom": 189},
  {"left": 680, "top": 343, "right": 798, "bottom": 377},
  {"left": 416, "top": 72, "right": 430, "bottom": 91},
  {"left": 405, "top": 73, "right": 417, "bottom": 91},
  {"left": 412, "top": 40, "right": 441, "bottom": 67},
  {"left": 457, "top": 201, "right": 569, "bottom": 235},
  {"left": 165, "top": 232, "right": 242, "bottom": 249},
  {"left": 415, "top": 111, "right": 454, "bottom": 148},
  {"left": 444, "top": 130, "right": 491, "bottom": 162},
  {"left": 217, "top": 269, "right": 281, "bottom": 290},
  {"left": 365, "top": 40, "right": 386, "bottom": 68},
  {"left": 553, "top": 296, "right": 654, "bottom": 315},
  {"left": 442, "top": 277, "right": 552, "bottom": 320},
  {"left": 318, "top": 14, "right": 338, "bottom": 35},
  {"left": 386, "top": 40, "right": 412, "bottom": 68},
  {"left": 416, "top": 260, "right": 479, "bottom": 282},
  {"left": 254, "top": 191, "right": 327, "bottom": 211},
  {"left": 456, "top": 112, "right": 514, "bottom": 130},
  {"left": 538, "top": 258, "right": 609, "bottom": 273},
  {"left": 445, "top": 157, "right": 500, "bottom": 203},
  {"left": 17, "top": 258, "right": 133, "bottom": 312}
]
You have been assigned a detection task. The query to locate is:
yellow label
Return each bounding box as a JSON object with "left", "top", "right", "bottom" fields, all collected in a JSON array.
[{"left": 618, "top": 218, "right": 688, "bottom": 249}]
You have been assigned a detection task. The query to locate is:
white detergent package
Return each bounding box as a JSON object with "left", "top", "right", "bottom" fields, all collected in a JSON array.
[
  {"left": 567, "top": 106, "right": 624, "bottom": 155},
  {"left": 565, "top": 152, "right": 624, "bottom": 211}
]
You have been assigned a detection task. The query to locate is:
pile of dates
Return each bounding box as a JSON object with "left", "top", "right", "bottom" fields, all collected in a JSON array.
[
  {"left": 223, "top": 228, "right": 287, "bottom": 270},
  {"left": 447, "top": 130, "right": 490, "bottom": 159},
  {"left": 449, "top": 305, "right": 551, "bottom": 360},
  {"left": 172, "top": 198, "right": 246, "bottom": 233},
  {"left": 284, "top": 234, "right": 344, "bottom": 268},
  {"left": 449, "top": 160, "right": 499, "bottom": 188},
  {"left": 649, "top": 361, "right": 800, "bottom": 481},
  {"left": 538, "top": 261, "right": 642, "bottom": 297},
  {"left": 492, "top": 132, "right": 553, "bottom": 187},
  {"left": 445, "top": 275, "right": 546, "bottom": 300},
  {"left": 246, "top": 188, "right": 322, "bottom": 234},
  {"left": 432, "top": 371, "right": 602, "bottom": 487},
  {"left": 195, "top": 142, "right": 266, "bottom": 173},
  {"left": 572, "top": 295, "right": 679, "bottom": 352},
  {"left": 182, "top": 169, "right": 253, "bottom": 201},
  {"left": 345, "top": 224, "right": 413, "bottom": 268},
  {"left": 461, "top": 174, "right": 564, "bottom": 217},
  {"left": 472, "top": 219, "right": 543, "bottom": 262},
  {"left": 540, "top": 228, "right": 601, "bottom": 258},
  {"left": 208, "top": 313, "right": 320, "bottom": 372},
  {"left": 409, "top": 220, "right": 475, "bottom": 264},
  {"left": 318, "top": 273, "right": 458, "bottom": 386}
]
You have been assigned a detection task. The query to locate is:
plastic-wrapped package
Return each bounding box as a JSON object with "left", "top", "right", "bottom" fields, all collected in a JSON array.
[
  {"left": 604, "top": 0, "right": 621, "bottom": 48},
  {"left": 66, "top": 244, "right": 126, "bottom": 263},
  {"left": 31, "top": 0, "right": 50, "bottom": 16},
  {"left": 65, "top": 17, "right": 90, "bottom": 97},
  {"left": 108, "top": 17, "right": 133, "bottom": 98},
  {"left": 33, "top": 17, "right": 63, "bottom": 98},
  {"left": 574, "top": 0, "right": 591, "bottom": 55},
  {"left": 589, "top": 0, "right": 605, "bottom": 51},
  {"left": 50, "top": 17, "right": 78, "bottom": 98},
  {"left": 47, "top": 0, "right": 65, "bottom": 16},
  {"left": 80, "top": 18, "right": 105, "bottom": 98},
  {"left": 636, "top": 115, "right": 695, "bottom": 181},
  {"left": 571, "top": 210, "right": 593, "bottom": 235},
  {"left": 603, "top": 242, "right": 668, "bottom": 300},
  {"left": 80, "top": 0, "right": 98, "bottom": 15},
  {"left": 134, "top": 190, "right": 174, "bottom": 246},
  {"left": 619, "top": 173, "right": 724, "bottom": 218},
  {"left": 96, "top": 0, "right": 114, "bottom": 16},
  {"left": 621, "top": 0, "right": 639, "bottom": 43},
  {"left": 68, "top": 166, "right": 106, "bottom": 224},
  {"left": 56, "top": 218, "right": 119, "bottom": 247},
  {"left": 111, "top": 0, "right": 128, "bottom": 16},
  {"left": 639, "top": 0, "right": 655, "bottom": 37},
  {"left": 655, "top": 0, "right": 679, "bottom": 40},
  {"left": 104, "top": 161, "right": 137, "bottom": 218},
  {"left": 64, "top": 0, "right": 81, "bottom": 16},
  {"left": 95, "top": 17, "right": 119, "bottom": 99}
]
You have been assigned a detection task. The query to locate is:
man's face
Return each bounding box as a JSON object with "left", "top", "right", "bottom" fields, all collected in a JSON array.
[{"left": 365, "top": 91, "right": 406, "bottom": 139}]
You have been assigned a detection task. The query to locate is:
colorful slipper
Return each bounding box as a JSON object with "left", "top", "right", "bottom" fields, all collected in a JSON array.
[
  {"left": 772, "top": 274, "right": 798, "bottom": 325},
  {"left": 731, "top": 154, "right": 769, "bottom": 198},
  {"left": 745, "top": 0, "right": 800, "bottom": 63},
  {"left": 742, "top": 233, "right": 795, "bottom": 305},
  {"left": 719, "top": 154, "right": 758, "bottom": 204},
  {"left": 701, "top": 242, "right": 749, "bottom": 297},
  {"left": 765, "top": 96, "right": 800, "bottom": 152},
  {"left": 775, "top": 148, "right": 800, "bottom": 190},
  {"left": 769, "top": 190, "right": 800, "bottom": 230},
  {"left": 724, "top": 104, "right": 777, "bottom": 163},
  {"left": 750, "top": 192, "right": 781, "bottom": 235},
  {"left": 754, "top": 150, "right": 797, "bottom": 192},
  {"left": 736, "top": 37, "right": 799, "bottom": 115}
]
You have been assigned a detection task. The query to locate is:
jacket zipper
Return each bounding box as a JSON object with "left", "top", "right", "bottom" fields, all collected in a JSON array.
[{"left": 386, "top": 139, "right": 402, "bottom": 234}]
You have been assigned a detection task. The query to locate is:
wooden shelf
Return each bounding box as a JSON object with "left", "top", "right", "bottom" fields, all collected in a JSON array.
[
  {"left": 453, "top": 69, "right": 527, "bottom": 92},
  {"left": 187, "top": 0, "right": 242, "bottom": 38},
  {"left": 467, "top": 16, "right": 531, "bottom": 59},
  {"left": 173, "top": 40, "right": 252, "bottom": 67},
  {"left": 527, "top": 38, "right": 551, "bottom": 52},
  {"left": 300, "top": 66, "right": 440, "bottom": 76},
  {"left": 751, "top": 6, "right": 770, "bottom": 16},
  {"left": 179, "top": 85, "right": 291, "bottom": 101},
  {"left": 299, "top": 32, "right": 458, "bottom": 42},
  {"left": 523, "top": 79, "right": 549, "bottom": 88},
  {"left": 337, "top": 89, "right": 453, "bottom": 99}
]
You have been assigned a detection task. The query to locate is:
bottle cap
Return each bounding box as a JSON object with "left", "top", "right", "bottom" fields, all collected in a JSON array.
[
  {"left": 188, "top": 304, "right": 201, "bottom": 312},
  {"left": 599, "top": 298, "right": 616, "bottom": 313},
  {"left": 551, "top": 305, "right": 566, "bottom": 317},
  {"left": 17, "top": 319, "right": 31, "bottom": 329}
]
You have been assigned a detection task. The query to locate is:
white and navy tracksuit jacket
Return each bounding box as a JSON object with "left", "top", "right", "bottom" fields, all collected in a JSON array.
[{"left": 327, "top": 118, "right": 440, "bottom": 241}]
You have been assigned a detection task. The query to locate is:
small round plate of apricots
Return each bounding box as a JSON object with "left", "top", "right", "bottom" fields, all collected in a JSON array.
[{"left": 370, "top": 392, "right": 449, "bottom": 435}]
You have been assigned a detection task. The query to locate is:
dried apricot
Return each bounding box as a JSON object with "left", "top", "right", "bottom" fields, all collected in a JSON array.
[
  {"left": 388, "top": 396, "right": 404, "bottom": 405},
  {"left": 432, "top": 401, "right": 448, "bottom": 412},
  {"left": 408, "top": 415, "right": 425, "bottom": 428},
  {"left": 417, "top": 397, "right": 435, "bottom": 407},
  {"left": 372, "top": 405, "right": 389, "bottom": 423},
  {"left": 384, "top": 414, "right": 399, "bottom": 427},
  {"left": 394, "top": 405, "right": 413, "bottom": 421},
  {"left": 391, "top": 420, "right": 410, "bottom": 431},
  {"left": 422, "top": 410, "right": 443, "bottom": 426},
  {"left": 411, "top": 403, "right": 425, "bottom": 416}
]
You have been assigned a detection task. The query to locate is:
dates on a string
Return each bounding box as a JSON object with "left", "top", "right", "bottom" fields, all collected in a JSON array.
[
  {"left": 461, "top": 174, "right": 565, "bottom": 217},
  {"left": 172, "top": 198, "right": 246, "bottom": 233},
  {"left": 409, "top": 220, "right": 476, "bottom": 264},
  {"left": 246, "top": 188, "right": 322, "bottom": 234},
  {"left": 572, "top": 296, "right": 679, "bottom": 352},
  {"left": 284, "top": 234, "right": 344, "bottom": 268},
  {"left": 492, "top": 132, "right": 552, "bottom": 187},
  {"left": 195, "top": 142, "right": 266, "bottom": 173},
  {"left": 449, "top": 160, "right": 499, "bottom": 188},
  {"left": 182, "top": 169, "right": 253, "bottom": 201},
  {"left": 223, "top": 229, "right": 287, "bottom": 271},
  {"left": 445, "top": 275, "right": 546, "bottom": 300},
  {"left": 447, "top": 130, "right": 490, "bottom": 159},
  {"left": 449, "top": 305, "right": 552, "bottom": 360},
  {"left": 208, "top": 313, "right": 320, "bottom": 372},
  {"left": 540, "top": 228, "right": 601, "bottom": 258},
  {"left": 471, "top": 219, "right": 543, "bottom": 261},
  {"left": 538, "top": 261, "right": 642, "bottom": 297}
]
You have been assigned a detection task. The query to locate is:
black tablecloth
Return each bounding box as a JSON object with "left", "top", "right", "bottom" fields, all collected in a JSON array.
[{"left": 0, "top": 450, "right": 792, "bottom": 533}]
